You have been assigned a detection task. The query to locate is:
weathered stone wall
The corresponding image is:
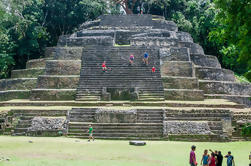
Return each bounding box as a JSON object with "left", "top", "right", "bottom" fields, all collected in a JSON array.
[
  {"left": 0, "top": 78, "right": 37, "bottom": 91},
  {"left": 45, "top": 60, "right": 81, "bottom": 75},
  {"left": 54, "top": 47, "right": 83, "bottom": 60},
  {"left": 190, "top": 54, "right": 221, "bottom": 68},
  {"left": 161, "top": 61, "right": 193, "bottom": 77},
  {"left": 160, "top": 47, "right": 190, "bottom": 62},
  {"left": 163, "top": 121, "right": 213, "bottom": 135},
  {"left": 99, "top": 15, "right": 153, "bottom": 27},
  {"left": 27, "top": 116, "right": 66, "bottom": 136},
  {"left": 94, "top": 108, "right": 137, "bottom": 123}
]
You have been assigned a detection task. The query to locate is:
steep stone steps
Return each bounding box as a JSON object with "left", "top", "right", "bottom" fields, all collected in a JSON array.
[
  {"left": 12, "top": 109, "right": 67, "bottom": 136},
  {"left": 11, "top": 68, "right": 45, "bottom": 78},
  {"left": 67, "top": 122, "right": 163, "bottom": 139}
]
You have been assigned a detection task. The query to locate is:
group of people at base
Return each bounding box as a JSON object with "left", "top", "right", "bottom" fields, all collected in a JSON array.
[
  {"left": 190, "top": 145, "right": 236, "bottom": 166},
  {"left": 102, "top": 52, "right": 156, "bottom": 73}
]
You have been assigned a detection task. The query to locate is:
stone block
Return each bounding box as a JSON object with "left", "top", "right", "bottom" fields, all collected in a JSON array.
[
  {"left": 131, "top": 37, "right": 178, "bottom": 47},
  {"left": 30, "top": 89, "right": 76, "bottom": 100},
  {"left": 0, "top": 90, "right": 30, "bottom": 101},
  {"left": 199, "top": 80, "right": 251, "bottom": 95},
  {"left": 163, "top": 121, "right": 213, "bottom": 135},
  {"left": 44, "top": 47, "right": 56, "bottom": 58},
  {"left": 94, "top": 108, "right": 137, "bottom": 123},
  {"left": 161, "top": 61, "right": 193, "bottom": 77},
  {"left": 54, "top": 47, "right": 83, "bottom": 60},
  {"left": 57, "top": 35, "right": 70, "bottom": 47},
  {"left": 37, "top": 75, "right": 80, "bottom": 89},
  {"left": 11, "top": 68, "right": 45, "bottom": 78},
  {"left": 78, "top": 19, "right": 101, "bottom": 30},
  {"left": 77, "top": 29, "right": 115, "bottom": 38},
  {"left": 66, "top": 36, "right": 114, "bottom": 47},
  {"left": 0, "top": 78, "right": 37, "bottom": 91},
  {"left": 162, "top": 76, "right": 198, "bottom": 89},
  {"left": 100, "top": 15, "right": 153, "bottom": 27},
  {"left": 190, "top": 54, "right": 221, "bottom": 68},
  {"left": 164, "top": 89, "right": 204, "bottom": 101},
  {"left": 152, "top": 19, "right": 178, "bottom": 31},
  {"left": 178, "top": 42, "right": 204, "bottom": 55},
  {"left": 195, "top": 67, "right": 235, "bottom": 81},
  {"left": 26, "top": 58, "right": 48, "bottom": 69},
  {"left": 45, "top": 60, "right": 81, "bottom": 75},
  {"left": 176, "top": 32, "right": 193, "bottom": 42},
  {"left": 27, "top": 116, "right": 66, "bottom": 136},
  {"left": 160, "top": 47, "right": 190, "bottom": 62}
]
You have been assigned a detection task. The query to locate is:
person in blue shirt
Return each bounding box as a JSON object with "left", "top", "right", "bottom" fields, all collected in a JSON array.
[
  {"left": 225, "top": 151, "right": 235, "bottom": 166},
  {"left": 201, "top": 149, "right": 210, "bottom": 166},
  {"left": 143, "top": 52, "right": 149, "bottom": 65}
]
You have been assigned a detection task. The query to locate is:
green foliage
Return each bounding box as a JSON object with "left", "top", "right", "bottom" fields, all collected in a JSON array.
[
  {"left": 235, "top": 74, "right": 250, "bottom": 83},
  {"left": 0, "top": 0, "right": 107, "bottom": 78},
  {"left": 209, "top": 0, "right": 251, "bottom": 80},
  {"left": 241, "top": 123, "right": 251, "bottom": 137},
  {"left": 0, "top": 3, "right": 15, "bottom": 78}
]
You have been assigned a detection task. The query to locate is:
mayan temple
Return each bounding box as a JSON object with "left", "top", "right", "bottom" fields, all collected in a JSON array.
[{"left": 0, "top": 15, "right": 250, "bottom": 141}]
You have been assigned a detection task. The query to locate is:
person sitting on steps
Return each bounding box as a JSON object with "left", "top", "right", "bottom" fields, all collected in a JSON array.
[
  {"left": 129, "top": 54, "right": 134, "bottom": 66},
  {"left": 102, "top": 61, "right": 107, "bottom": 72},
  {"left": 143, "top": 52, "right": 149, "bottom": 65},
  {"left": 152, "top": 66, "right": 156, "bottom": 73}
]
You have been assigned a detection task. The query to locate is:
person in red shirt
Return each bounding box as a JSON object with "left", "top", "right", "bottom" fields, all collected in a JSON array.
[
  {"left": 209, "top": 153, "right": 216, "bottom": 166},
  {"left": 102, "top": 61, "right": 107, "bottom": 72},
  {"left": 152, "top": 66, "right": 156, "bottom": 73}
]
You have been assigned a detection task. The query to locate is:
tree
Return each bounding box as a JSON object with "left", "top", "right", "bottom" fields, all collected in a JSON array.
[
  {"left": 0, "top": 2, "right": 15, "bottom": 78},
  {"left": 209, "top": 0, "right": 251, "bottom": 80},
  {"left": 0, "top": 0, "right": 107, "bottom": 78},
  {"left": 111, "top": 0, "right": 137, "bottom": 14}
]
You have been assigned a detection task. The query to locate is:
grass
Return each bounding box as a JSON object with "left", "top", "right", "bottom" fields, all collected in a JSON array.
[
  {"left": 235, "top": 74, "right": 250, "bottom": 83},
  {"left": 0, "top": 136, "right": 250, "bottom": 166}
]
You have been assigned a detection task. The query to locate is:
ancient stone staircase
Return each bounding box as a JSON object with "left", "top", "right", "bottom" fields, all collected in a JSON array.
[
  {"left": 12, "top": 109, "right": 67, "bottom": 136},
  {"left": 76, "top": 47, "right": 165, "bottom": 101},
  {"left": 164, "top": 108, "right": 232, "bottom": 141},
  {"left": 67, "top": 108, "right": 164, "bottom": 139}
]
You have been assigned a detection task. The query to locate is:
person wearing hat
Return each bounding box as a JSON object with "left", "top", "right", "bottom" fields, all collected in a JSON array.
[{"left": 189, "top": 145, "right": 197, "bottom": 166}]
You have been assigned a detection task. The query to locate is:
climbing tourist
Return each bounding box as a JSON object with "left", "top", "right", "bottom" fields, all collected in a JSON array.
[
  {"left": 102, "top": 61, "right": 107, "bottom": 72},
  {"left": 225, "top": 151, "right": 235, "bottom": 166},
  {"left": 87, "top": 124, "right": 94, "bottom": 142},
  {"left": 209, "top": 153, "right": 216, "bottom": 166},
  {"left": 129, "top": 54, "right": 135, "bottom": 66},
  {"left": 215, "top": 151, "right": 223, "bottom": 166},
  {"left": 189, "top": 145, "right": 197, "bottom": 166},
  {"left": 249, "top": 152, "right": 251, "bottom": 166},
  {"left": 201, "top": 149, "right": 210, "bottom": 166},
  {"left": 152, "top": 66, "right": 156, "bottom": 73},
  {"left": 143, "top": 52, "right": 149, "bottom": 65}
]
